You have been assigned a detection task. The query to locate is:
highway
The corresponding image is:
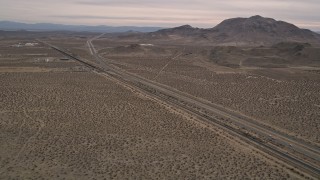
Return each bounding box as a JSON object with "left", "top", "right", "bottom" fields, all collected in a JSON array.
[{"left": 39, "top": 36, "right": 320, "bottom": 178}]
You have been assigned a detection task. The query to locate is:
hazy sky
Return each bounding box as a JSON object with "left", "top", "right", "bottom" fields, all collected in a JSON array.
[{"left": 1, "top": 0, "right": 320, "bottom": 30}]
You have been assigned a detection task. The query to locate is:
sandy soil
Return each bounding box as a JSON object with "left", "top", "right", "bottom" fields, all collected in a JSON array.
[
  {"left": 0, "top": 37, "right": 299, "bottom": 179},
  {"left": 98, "top": 42, "right": 320, "bottom": 145}
]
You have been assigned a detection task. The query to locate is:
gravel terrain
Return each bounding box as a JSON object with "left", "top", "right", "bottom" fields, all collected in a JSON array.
[{"left": 0, "top": 37, "right": 298, "bottom": 179}]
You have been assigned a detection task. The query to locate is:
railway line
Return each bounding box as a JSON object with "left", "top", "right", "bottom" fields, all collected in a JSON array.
[{"left": 38, "top": 38, "right": 320, "bottom": 179}]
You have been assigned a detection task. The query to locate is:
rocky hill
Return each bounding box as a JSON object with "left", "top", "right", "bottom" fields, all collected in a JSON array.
[
  {"left": 207, "top": 15, "right": 319, "bottom": 45},
  {"left": 138, "top": 15, "right": 320, "bottom": 46}
]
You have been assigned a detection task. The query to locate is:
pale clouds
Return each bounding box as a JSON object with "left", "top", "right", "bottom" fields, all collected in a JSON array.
[{"left": 0, "top": 0, "right": 319, "bottom": 30}]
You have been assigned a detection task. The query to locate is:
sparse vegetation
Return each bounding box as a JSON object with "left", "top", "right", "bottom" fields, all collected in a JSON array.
[
  {"left": 98, "top": 41, "right": 320, "bottom": 144},
  {"left": 0, "top": 34, "right": 295, "bottom": 179}
]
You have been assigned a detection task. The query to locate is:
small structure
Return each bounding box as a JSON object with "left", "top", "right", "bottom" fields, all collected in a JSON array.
[
  {"left": 11, "top": 42, "right": 38, "bottom": 47},
  {"left": 140, "top": 44, "right": 154, "bottom": 46},
  {"left": 24, "top": 43, "right": 38, "bottom": 47},
  {"left": 11, "top": 43, "right": 23, "bottom": 47}
]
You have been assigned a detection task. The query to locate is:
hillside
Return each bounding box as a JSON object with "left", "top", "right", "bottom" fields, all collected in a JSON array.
[
  {"left": 131, "top": 15, "right": 320, "bottom": 46},
  {"left": 207, "top": 15, "right": 320, "bottom": 45}
]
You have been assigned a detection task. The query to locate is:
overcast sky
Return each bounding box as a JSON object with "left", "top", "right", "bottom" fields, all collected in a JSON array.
[{"left": 1, "top": 0, "right": 319, "bottom": 30}]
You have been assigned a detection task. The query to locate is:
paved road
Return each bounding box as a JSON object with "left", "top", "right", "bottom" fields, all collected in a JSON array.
[{"left": 41, "top": 37, "right": 320, "bottom": 178}]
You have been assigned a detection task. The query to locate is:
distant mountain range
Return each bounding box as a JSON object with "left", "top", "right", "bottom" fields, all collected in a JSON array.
[
  {"left": 0, "top": 21, "right": 163, "bottom": 33},
  {"left": 129, "top": 15, "right": 320, "bottom": 46},
  {"left": 2, "top": 16, "right": 320, "bottom": 46}
]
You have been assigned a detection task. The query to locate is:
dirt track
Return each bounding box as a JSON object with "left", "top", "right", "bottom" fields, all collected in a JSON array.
[
  {"left": 94, "top": 39, "right": 320, "bottom": 145},
  {"left": 44, "top": 36, "right": 319, "bottom": 177},
  {"left": 0, "top": 36, "right": 298, "bottom": 179},
  {"left": 82, "top": 37, "right": 320, "bottom": 176}
]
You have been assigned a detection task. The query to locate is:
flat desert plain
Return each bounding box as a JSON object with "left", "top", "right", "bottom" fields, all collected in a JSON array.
[
  {"left": 0, "top": 36, "right": 304, "bottom": 179},
  {"left": 95, "top": 39, "right": 320, "bottom": 145}
]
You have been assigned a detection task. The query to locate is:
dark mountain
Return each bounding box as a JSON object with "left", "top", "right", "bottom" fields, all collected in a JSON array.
[
  {"left": 207, "top": 15, "right": 319, "bottom": 45},
  {"left": 140, "top": 15, "right": 320, "bottom": 46},
  {"left": 153, "top": 25, "right": 202, "bottom": 36},
  {"left": 0, "top": 21, "right": 163, "bottom": 33}
]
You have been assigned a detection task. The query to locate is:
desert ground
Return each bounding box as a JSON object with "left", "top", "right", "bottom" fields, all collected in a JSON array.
[
  {"left": 94, "top": 38, "right": 320, "bottom": 146},
  {"left": 1, "top": 33, "right": 309, "bottom": 179}
]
